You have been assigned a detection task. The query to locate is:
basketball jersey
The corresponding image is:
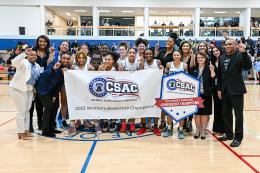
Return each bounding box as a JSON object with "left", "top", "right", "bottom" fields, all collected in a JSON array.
[
  {"left": 144, "top": 59, "right": 159, "bottom": 69},
  {"left": 117, "top": 57, "right": 126, "bottom": 66},
  {"left": 110, "top": 66, "right": 116, "bottom": 71},
  {"left": 169, "top": 62, "right": 184, "bottom": 74},
  {"left": 74, "top": 64, "right": 89, "bottom": 71},
  {"left": 120, "top": 58, "right": 139, "bottom": 71}
]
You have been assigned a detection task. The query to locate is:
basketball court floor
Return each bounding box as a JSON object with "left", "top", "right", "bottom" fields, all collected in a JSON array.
[{"left": 0, "top": 80, "right": 259, "bottom": 173}]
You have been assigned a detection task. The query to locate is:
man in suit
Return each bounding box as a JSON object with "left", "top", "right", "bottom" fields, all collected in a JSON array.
[{"left": 217, "top": 39, "right": 252, "bottom": 147}]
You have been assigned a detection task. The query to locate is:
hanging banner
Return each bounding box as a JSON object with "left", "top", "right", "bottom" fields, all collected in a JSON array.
[
  {"left": 64, "top": 69, "right": 163, "bottom": 120},
  {"left": 156, "top": 71, "right": 202, "bottom": 122}
]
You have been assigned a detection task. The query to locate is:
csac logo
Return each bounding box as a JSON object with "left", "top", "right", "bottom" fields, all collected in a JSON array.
[
  {"left": 166, "top": 78, "right": 195, "bottom": 93},
  {"left": 89, "top": 76, "right": 139, "bottom": 98}
]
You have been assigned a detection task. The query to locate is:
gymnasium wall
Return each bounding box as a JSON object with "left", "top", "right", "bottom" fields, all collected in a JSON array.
[{"left": 0, "top": 6, "right": 41, "bottom": 35}]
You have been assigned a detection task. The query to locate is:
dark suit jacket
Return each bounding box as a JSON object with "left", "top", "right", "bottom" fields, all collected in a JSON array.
[
  {"left": 190, "top": 65, "right": 215, "bottom": 97},
  {"left": 218, "top": 50, "right": 252, "bottom": 95},
  {"left": 35, "top": 61, "right": 64, "bottom": 96}
]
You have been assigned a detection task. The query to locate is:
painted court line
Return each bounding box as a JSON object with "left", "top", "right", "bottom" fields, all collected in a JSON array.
[
  {"left": 0, "top": 117, "right": 15, "bottom": 127},
  {"left": 80, "top": 137, "right": 99, "bottom": 173},
  {"left": 209, "top": 131, "right": 260, "bottom": 173},
  {"left": 240, "top": 155, "right": 260, "bottom": 157}
]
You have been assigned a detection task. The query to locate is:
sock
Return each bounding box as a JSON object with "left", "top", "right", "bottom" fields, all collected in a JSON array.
[
  {"left": 62, "top": 118, "right": 66, "bottom": 121},
  {"left": 179, "top": 127, "right": 183, "bottom": 131},
  {"left": 167, "top": 125, "right": 172, "bottom": 130}
]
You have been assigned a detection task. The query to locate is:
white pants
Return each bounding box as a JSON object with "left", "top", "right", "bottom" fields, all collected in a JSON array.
[{"left": 9, "top": 88, "right": 33, "bottom": 133}]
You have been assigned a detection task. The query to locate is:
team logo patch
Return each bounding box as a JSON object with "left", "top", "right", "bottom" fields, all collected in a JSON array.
[
  {"left": 166, "top": 79, "right": 195, "bottom": 93},
  {"left": 89, "top": 76, "right": 139, "bottom": 98}
]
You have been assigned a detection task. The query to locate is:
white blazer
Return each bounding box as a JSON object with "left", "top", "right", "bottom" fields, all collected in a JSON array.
[{"left": 9, "top": 52, "right": 41, "bottom": 92}]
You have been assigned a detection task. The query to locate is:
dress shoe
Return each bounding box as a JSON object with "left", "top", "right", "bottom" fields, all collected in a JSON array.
[
  {"left": 194, "top": 129, "right": 200, "bottom": 139},
  {"left": 18, "top": 133, "right": 30, "bottom": 140},
  {"left": 25, "top": 130, "right": 34, "bottom": 137},
  {"left": 29, "top": 127, "right": 34, "bottom": 133},
  {"left": 42, "top": 131, "right": 56, "bottom": 138},
  {"left": 50, "top": 129, "right": 62, "bottom": 134},
  {"left": 230, "top": 140, "right": 241, "bottom": 147},
  {"left": 218, "top": 134, "right": 233, "bottom": 141},
  {"left": 201, "top": 130, "right": 206, "bottom": 140}
]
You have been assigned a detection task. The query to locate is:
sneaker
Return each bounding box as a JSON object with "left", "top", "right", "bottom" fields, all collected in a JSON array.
[
  {"left": 137, "top": 127, "right": 147, "bottom": 135},
  {"left": 178, "top": 130, "right": 185, "bottom": 139},
  {"left": 75, "top": 120, "right": 81, "bottom": 129},
  {"left": 120, "top": 123, "right": 127, "bottom": 133},
  {"left": 130, "top": 122, "right": 135, "bottom": 132},
  {"left": 95, "top": 124, "right": 102, "bottom": 134},
  {"left": 102, "top": 122, "right": 109, "bottom": 132},
  {"left": 109, "top": 122, "right": 116, "bottom": 132},
  {"left": 83, "top": 120, "right": 94, "bottom": 129},
  {"left": 42, "top": 131, "right": 56, "bottom": 138},
  {"left": 65, "top": 126, "right": 76, "bottom": 134},
  {"left": 152, "top": 127, "right": 161, "bottom": 136},
  {"left": 163, "top": 128, "right": 173, "bottom": 137},
  {"left": 159, "top": 121, "right": 166, "bottom": 130},
  {"left": 50, "top": 129, "right": 62, "bottom": 134},
  {"left": 62, "top": 120, "right": 69, "bottom": 128},
  {"left": 186, "top": 120, "right": 192, "bottom": 133}
]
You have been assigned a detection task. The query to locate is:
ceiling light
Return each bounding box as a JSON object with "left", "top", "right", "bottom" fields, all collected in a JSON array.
[
  {"left": 99, "top": 10, "right": 111, "bottom": 13},
  {"left": 72, "top": 17, "right": 77, "bottom": 20},
  {"left": 74, "top": 10, "right": 87, "bottom": 13},
  {"left": 122, "top": 18, "right": 134, "bottom": 19},
  {"left": 213, "top": 11, "right": 227, "bottom": 14},
  {"left": 200, "top": 11, "right": 204, "bottom": 14},
  {"left": 66, "top": 12, "right": 71, "bottom": 16},
  {"left": 122, "top": 10, "right": 134, "bottom": 13},
  {"left": 149, "top": 11, "right": 157, "bottom": 13},
  {"left": 236, "top": 11, "right": 240, "bottom": 14},
  {"left": 102, "top": 18, "right": 113, "bottom": 20}
]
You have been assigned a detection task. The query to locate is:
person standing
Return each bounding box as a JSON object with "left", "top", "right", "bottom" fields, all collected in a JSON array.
[
  {"left": 9, "top": 48, "right": 41, "bottom": 139},
  {"left": 217, "top": 39, "right": 252, "bottom": 147},
  {"left": 210, "top": 46, "right": 225, "bottom": 136},
  {"left": 36, "top": 52, "right": 70, "bottom": 137}
]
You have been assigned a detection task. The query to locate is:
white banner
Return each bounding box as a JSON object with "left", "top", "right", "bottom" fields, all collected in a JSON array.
[{"left": 64, "top": 69, "right": 163, "bottom": 120}]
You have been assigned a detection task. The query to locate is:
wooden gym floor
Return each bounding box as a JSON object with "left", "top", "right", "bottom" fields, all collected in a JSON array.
[{"left": 0, "top": 80, "right": 259, "bottom": 173}]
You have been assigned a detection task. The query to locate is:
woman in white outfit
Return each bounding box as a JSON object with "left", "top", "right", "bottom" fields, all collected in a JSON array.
[{"left": 9, "top": 48, "right": 41, "bottom": 140}]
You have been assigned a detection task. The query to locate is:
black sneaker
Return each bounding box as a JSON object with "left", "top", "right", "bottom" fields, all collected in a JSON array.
[
  {"left": 102, "top": 122, "right": 109, "bottom": 132},
  {"left": 159, "top": 121, "right": 166, "bottom": 130},
  {"left": 50, "top": 129, "right": 62, "bottom": 134},
  {"left": 186, "top": 120, "right": 192, "bottom": 133},
  {"left": 109, "top": 122, "right": 116, "bottom": 132},
  {"left": 62, "top": 120, "right": 69, "bottom": 128},
  {"left": 42, "top": 131, "right": 56, "bottom": 137}
]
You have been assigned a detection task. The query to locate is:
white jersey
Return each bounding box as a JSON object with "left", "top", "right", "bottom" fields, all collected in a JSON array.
[
  {"left": 144, "top": 59, "right": 159, "bottom": 69},
  {"left": 169, "top": 62, "right": 185, "bottom": 74},
  {"left": 110, "top": 66, "right": 116, "bottom": 71},
  {"left": 117, "top": 57, "right": 126, "bottom": 66},
  {"left": 74, "top": 64, "right": 89, "bottom": 71},
  {"left": 120, "top": 58, "right": 139, "bottom": 71}
]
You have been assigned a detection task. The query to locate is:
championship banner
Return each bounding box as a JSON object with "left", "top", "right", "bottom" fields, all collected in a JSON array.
[
  {"left": 64, "top": 69, "right": 163, "bottom": 120},
  {"left": 156, "top": 71, "right": 203, "bottom": 122}
]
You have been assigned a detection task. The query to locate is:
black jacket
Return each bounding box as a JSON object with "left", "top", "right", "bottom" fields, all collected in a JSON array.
[
  {"left": 217, "top": 50, "right": 252, "bottom": 95},
  {"left": 190, "top": 65, "right": 215, "bottom": 97}
]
